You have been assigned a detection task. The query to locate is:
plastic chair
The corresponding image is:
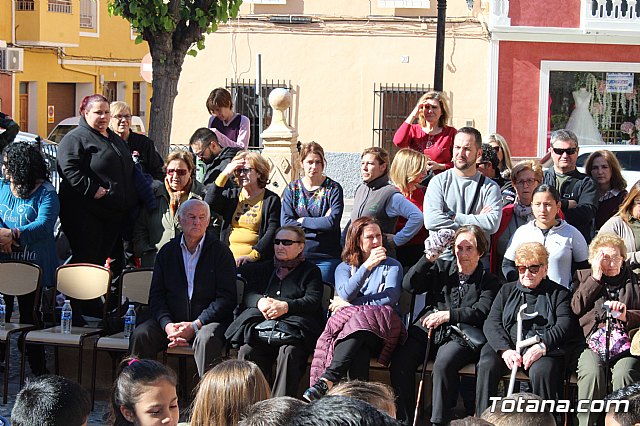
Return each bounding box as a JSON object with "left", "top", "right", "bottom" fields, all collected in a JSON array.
[
  {"left": 90, "top": 267, "right": 153, "bottom": 408},
  {"left": 0, "top": 261, "right": 42, "bottom": 404},
  {"left": 20, "top": 263, "right": 111, "bottom": 387}
]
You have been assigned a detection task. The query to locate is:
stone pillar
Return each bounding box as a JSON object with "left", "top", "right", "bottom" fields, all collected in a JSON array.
[{"left": 260, "top": 88, "right": 299, "bottom": 197}]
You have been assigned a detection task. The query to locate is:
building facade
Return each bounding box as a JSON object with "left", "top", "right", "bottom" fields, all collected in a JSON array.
[{"left": 1, "top": 0, "right": 151, "bottom": 138}]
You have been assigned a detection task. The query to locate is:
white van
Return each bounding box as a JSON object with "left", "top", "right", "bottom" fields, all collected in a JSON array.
[{"left": 47, "top": 115, "right": 146, "bottom": 143}]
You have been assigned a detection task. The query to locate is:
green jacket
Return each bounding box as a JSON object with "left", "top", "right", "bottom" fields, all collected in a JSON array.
[{"left": 132, "top": 179, "right": 207, "bottom": 267}]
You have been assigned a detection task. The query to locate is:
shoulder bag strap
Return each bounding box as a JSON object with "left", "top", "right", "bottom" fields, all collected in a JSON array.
[{"left": 468, "top": 175, "right": 486, "bottom": 214}]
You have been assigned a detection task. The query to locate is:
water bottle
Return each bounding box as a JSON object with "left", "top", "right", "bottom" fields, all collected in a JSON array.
[
  {"left": 124, "top": 305, "right": 136, "bottom": 339},
  {"left": 0, "top": 295, "right": 6, "bottom": 328},
  {"left": 61, "top": 300, "right": 72, "bottom": 334}
]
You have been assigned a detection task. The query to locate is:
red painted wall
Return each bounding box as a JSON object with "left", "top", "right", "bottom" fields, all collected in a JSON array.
[
  {"left": 497, "top": 41, "right": 640, "bottom": 158},
  {"left": 0, "top": 75, "right": 12, "bottom": 115},
  {"left": 509, "top": 0, "right": 580, "bottom": 28}
]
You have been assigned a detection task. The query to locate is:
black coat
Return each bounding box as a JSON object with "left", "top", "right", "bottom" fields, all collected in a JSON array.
[
  {"left": 225, "top": 260, "right": 325, "bottom": 351},
  {"left": 484, "top": 278, "right": 576, "bottom": 355},
  {"left": 403, "top": 256, "right": 499, "bottom": 343},
  {"left": 126, "top": 131, "right": 165, "bottom": 181},
  {"left": 202, "top": 147, "right": 242, "bottom": 186},
  {"left": 149, "top": 229, "right": 237, "bottom": 330},
  {"left": 57, "top": 116, "right": 138, "bottom": 220},
  {"left": 205, "top": 183, "right": 281, "bottom": 260}
]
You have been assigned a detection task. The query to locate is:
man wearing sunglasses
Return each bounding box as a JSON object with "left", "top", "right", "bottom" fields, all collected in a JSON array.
[
  {"left": 543, "top": 129, "right": 598, "bottom": 243},
  {"left": 189, "top": 127, "right": 242, "bottom": 186}
]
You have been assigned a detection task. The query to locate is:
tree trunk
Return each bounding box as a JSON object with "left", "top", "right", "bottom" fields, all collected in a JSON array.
[{"left": 147, "top": 41, "right": 186, "bottom": 157}]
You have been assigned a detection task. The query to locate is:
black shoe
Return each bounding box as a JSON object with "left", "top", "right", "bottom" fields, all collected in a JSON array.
[{"left": 303, "top": 379, "right": 329, "bottom": 402}]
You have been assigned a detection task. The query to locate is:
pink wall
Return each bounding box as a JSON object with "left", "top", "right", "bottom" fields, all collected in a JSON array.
[
  {"left": 509, "top": 0, "right": 580, "bottom": 28},
  {"left": 497, "top": 41, "right": 640, "bottom": 157},
  {"left": 0, "top": 75, "right": 12, "bottom": 115}
]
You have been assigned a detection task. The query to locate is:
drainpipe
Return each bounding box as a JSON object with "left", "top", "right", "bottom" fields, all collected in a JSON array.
[
  {"left": 12, "top": 0, "right": 16, "bottom": 44},
  {"left": 59, "top": 48, "right": 100, "bottom": 90}
]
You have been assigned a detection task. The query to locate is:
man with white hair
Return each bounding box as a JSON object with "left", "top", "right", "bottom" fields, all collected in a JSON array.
[{"left": 129, "top": 199, "right": 237, "bottom": 376}]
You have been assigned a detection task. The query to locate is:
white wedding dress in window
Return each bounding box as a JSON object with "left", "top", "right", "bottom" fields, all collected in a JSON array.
[{"left": 566, "top": 88, "right": 604, "bottom": 145}]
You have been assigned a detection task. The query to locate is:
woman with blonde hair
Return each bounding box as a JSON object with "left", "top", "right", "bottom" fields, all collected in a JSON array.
[
  {"left": 585, "top": 150, "right": 628, "bottom": 231},
  {"left": 393, "top": 91, "right": 457, "bottom": 175},
  {"left": 189, "top": 359, "right": 271, "bottom": 426},
  {"left": 600, "top": 181, "right": 640, "bottom": 266},
  {"left": 486, "top": 133, "right": 514, "bottom": 179},
  {"left": 205, "top": 150, "right": 281, "bottom": 266},
  {"left": 572, "top": 233, "right": 640, "bottom": 426},
  {"left": 110, "top": 101, "right": 164, "bottom": 180},
  {"left": 132, "top": 149, "right": 206, "bottom": 266},
  {"left": 389, "top": 148, "right": 428, "bottom": 267}
]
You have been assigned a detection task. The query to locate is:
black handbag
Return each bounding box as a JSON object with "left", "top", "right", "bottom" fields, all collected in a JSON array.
[
  {"left": 254, "top": 320, "right": 304, "bottom": 345},
  {"left": 450, "top": 322, "right": 487, "bottom": 353},
  {"left": 252, "top": 271, "right": 304, "bottom": 345}
]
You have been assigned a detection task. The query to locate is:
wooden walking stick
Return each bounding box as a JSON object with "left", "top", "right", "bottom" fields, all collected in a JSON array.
[{"left": 413, "top": 328, "right": 434, "bottom": 426}]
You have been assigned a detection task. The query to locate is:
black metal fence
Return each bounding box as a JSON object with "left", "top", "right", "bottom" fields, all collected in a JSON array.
[
  {"left": 225, "top": 79, "right": 293, "bottom": 149},
  {"left": 372, "top": 83, "right": 431, "bottom": 160}
]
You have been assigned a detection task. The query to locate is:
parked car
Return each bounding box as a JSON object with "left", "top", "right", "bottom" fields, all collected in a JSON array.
[{"left": 47, "top": 115, "right": 146, "bottom": 143}]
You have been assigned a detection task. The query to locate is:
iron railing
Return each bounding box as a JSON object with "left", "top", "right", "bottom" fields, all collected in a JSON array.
[
  {"left": 372, "top": 83, "right": 431, "bottom": 159},
  {"left": 16, "top": 0, "right": 35, "bottom": 11},
  {"left": 225, "top": 79, "right": 293, "bottom": 149},
  {"left": 48, "top": 0, "right": 72, "bottom": 13}
]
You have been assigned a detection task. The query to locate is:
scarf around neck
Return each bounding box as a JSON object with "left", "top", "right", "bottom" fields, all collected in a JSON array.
[
  {"left": 165, "top": 178, "right": 192, "bottom": 218},
  {"left": 274, "top": 253, "right": 306, "bottom": 280}
]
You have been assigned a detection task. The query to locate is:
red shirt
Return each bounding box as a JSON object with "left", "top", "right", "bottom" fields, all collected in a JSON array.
[{"left": 393, "top": 123, "right": 457, "bottom": 173}]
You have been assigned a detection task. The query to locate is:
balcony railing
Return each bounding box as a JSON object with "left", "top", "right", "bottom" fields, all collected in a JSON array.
[
  {"left": 583, "top": 0, "right": 640, "bottom": 33},
  {"left": 16, "top": 0, "right": 35, "bottom": 11},
  {"left": 48, "top": 0, "right": 72, "bottom": 13}
]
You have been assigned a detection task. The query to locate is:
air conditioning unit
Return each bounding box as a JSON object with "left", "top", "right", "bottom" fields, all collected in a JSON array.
[{"left": 0, "top": 48, "right": 24, "bottom": 72}]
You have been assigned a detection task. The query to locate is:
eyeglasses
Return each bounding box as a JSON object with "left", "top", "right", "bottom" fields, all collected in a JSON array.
[
  {"left": 166, "top": 168, "right": 188, "bottom": 176},
  {"left": 552, "top": 147, "right": 577, "bottom": 156},
  {"left": 516, "top": 178, "right": 538, "bottom": 187},
  {"left": 113, "top": 114, "right": 132, "bottom": 121},
  {"left": 274, "top": 239, "right": 302, "bottom": 246},
  {"left": 516, "top": 264, "right": 543, "bottom": 274},
  {"left": 192, "top": 145, "right": 210, "bottom": 158},
  {"left": 601, "top": 255, "right": 623, "bottom": 264},
  {"left": 235, "top": 168, "right": 254, "bottom": 175}
]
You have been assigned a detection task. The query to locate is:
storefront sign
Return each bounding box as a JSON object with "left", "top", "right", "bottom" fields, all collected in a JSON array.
[{"left": 606, "top": 72, "right": 634, "bottom": 93}]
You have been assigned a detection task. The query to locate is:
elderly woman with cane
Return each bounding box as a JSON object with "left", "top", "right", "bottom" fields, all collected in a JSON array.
[
  {"left": 476, "top": 242, "right": 577, "bottom": 415},
  {"left": 390, "top": 225, "right": 499, "bottom": 426}
]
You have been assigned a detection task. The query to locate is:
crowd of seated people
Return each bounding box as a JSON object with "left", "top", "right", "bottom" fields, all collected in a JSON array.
[{"left": 5, "top": 90, "right": 640, "bottom": 426}]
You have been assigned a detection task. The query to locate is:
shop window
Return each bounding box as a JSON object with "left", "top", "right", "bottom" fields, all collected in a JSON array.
[
  {"left": 372, "top": 83, "right": 431, "bottom": 159},
  {"left": 549, "top": 71, "right": 640, "bottom": 144},
  {"left": 225, "top": 79, "right": 293, "bottom": 149}
]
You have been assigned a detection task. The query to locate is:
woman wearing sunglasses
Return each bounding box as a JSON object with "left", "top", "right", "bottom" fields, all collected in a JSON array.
[
  {"left": 477, "top": 241, "right": 576, "bottom": 415},
  {"left": 206, "top": 151, "right": 281, "bottom": 268},
  {"left": 502, "top": 184, "right": 589, "bottom": 289},
  {"left": 225, "top": 226, "right": 324, "bottom": 397},
  {"left": 572, "top": 233, "right": 640, "bottom": 426},
  {"left": 304, "top": 217, "right": 404, "bottom": 402},
  {"left": 132, "top": 150, "right": 206, "bottom": 267}
]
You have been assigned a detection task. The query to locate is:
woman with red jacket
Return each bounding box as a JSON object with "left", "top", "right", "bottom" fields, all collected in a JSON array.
[{"left": 393, "top": 91, "right": 456, "bottom": 175}]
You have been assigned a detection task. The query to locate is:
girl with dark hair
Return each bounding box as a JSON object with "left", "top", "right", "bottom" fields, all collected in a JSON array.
[
  {"left": 0, "top": 141, "right": 57, "bottom": 375},
  {"left": 110, "top": 357, "right": 178, "bottom": 426},
  {"left": 502, "top": 184, "right": 589, "bottom": 288},
  {"left": 304, "top": 217, "right": 404, "bottom": 401}
]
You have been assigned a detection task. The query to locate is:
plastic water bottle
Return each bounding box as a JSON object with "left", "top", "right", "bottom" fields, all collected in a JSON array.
[
  {"left": 0, "top": 295, "right": 6, "bottom": 328},
  {"left": 124, "top": 305, "right": 136, "bottom": 339},
  {"left": 61, "top": 300, "right": 72, "bottom": 334}
]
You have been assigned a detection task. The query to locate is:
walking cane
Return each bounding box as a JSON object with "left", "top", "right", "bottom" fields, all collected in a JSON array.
[
  {"left": 413, "top": 328, "right": 433, "bottom": 426},
  {"left": 507, "top": 304, "right": 540, "bottom": 396}
]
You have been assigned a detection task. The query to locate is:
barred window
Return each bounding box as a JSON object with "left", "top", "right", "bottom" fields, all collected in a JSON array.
[
  {"left": 48, "top": 0, "right": 72, "bottom": 13},
  {"left": 80, "top": 0, "right": 96, "bottom": 29},
  {"left": 16, "top": 0, "right": 35, "bottom": 11}
]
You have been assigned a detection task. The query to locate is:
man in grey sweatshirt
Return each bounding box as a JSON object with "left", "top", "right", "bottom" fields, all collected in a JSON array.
[{"left": 424, "top": 127, "right": 503, "bottom": 261}]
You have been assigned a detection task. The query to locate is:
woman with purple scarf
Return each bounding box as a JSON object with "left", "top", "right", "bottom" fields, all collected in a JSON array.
[{"left": 224, "top": 225, "right": 324, "bottom": 397}]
